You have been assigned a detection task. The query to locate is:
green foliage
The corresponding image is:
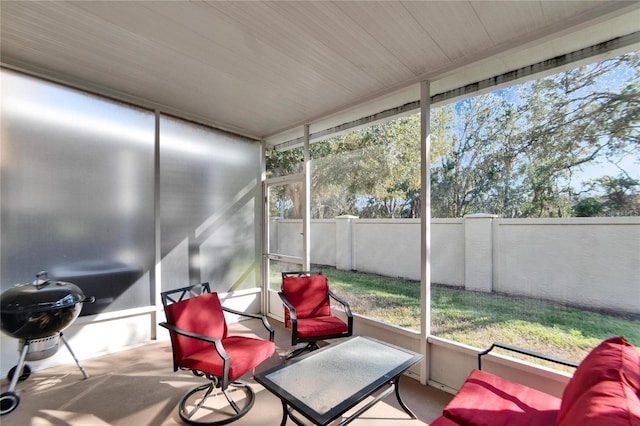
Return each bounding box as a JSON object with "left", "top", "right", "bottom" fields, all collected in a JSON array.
[
  {"left": 574, "top": 197, "right": 604, "bottom": 217},
  {"left": 574, "top": 175, "right": 640, "bottom": 216}
]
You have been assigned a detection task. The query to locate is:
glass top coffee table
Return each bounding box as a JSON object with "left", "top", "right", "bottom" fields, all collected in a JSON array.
[{"left": 254, "top": 336, "right": 423, "bottom": 425}]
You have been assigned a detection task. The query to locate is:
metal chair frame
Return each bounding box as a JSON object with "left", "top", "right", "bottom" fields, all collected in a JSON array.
[
  {"left": 478, "top": 342, "right": 579, "bottom": 370},
  {"left": 160, "top": 283, "right": 274, "bottom": 425}
]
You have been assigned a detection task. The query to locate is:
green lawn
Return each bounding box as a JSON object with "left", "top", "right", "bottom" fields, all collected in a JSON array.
[{"left": 322, "top": 268, "right": 640, "bottom": 367}]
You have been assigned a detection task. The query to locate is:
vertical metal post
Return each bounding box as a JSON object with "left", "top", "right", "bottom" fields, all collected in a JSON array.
[
  {"left": 302, "top": 124, "right": 311, "bottom": 271},
  {"left": 260, "top": 139, "right": 269, "bottom": 314},
  {"left": 420, "top": 81, "right": 432, "bottom": 385},
  {"left": 153, "top": 110, "right": 161, "bottom": 338}
]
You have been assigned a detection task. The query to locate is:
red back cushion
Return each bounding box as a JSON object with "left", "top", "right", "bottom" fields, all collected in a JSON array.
[
  {"left": 164, "top": 292, "right": 228, "bottom": 365},
  {"left": 556, "top": 336, "right": 640, "bottom": 425},
  {"left": 282, "top": 275, "right": 331, "bottom": 325},
  {"left": 557, "top": 380, "right": 640, "bottom": 426}
]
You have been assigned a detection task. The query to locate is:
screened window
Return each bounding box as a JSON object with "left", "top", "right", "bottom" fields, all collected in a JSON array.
[{"left": 265, "top": 51, "right": 640, "bottom": 365}]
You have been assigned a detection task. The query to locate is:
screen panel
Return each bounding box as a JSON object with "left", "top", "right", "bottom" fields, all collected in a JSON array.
[
  {"left": 159, "top": 115, "right": 261, "bottom": 292},
  {"left": 0, "top": 69, "right": 155, "bottom": 315}
]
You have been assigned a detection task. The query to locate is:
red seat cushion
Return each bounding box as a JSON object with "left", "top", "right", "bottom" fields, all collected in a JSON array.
[
  {"left": 443, "top": 369, "right": 561, "bottom": 426},
  {"left": 295, "top": 316, "right": 348, "bottom": 339},
  {"left": 180, "top": 336, "right": 276, "bottom": 380},
  {"left": 282, "top": 275, "right": 332, "bottom": 328}
]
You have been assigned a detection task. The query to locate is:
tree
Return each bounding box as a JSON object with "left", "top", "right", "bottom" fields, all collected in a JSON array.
[
  {"left": 266, "top": 148, "right": 304, "bottom": 219},
  {"left": 573, "top": 197, "right": 604, "bottom": 217},
  {"left": 302, "top": 115, "right": 436, "bottom": 218},
  {"left": 516, "top": 53, "right": 639, "bottom": 217},
  {"left": 574, "top": 175, "right": 640, "bottom": 216},
  {"left": 267, "top": 108, "right": 459, "bottom": 219},
  {"left": 430, "top": 52, "right": 639, "bottom": 218},
  {"left": 430, "top": 92, "right": 533, "bottom": 217},
  {"left": 600, "top": 176, "right": 639, "bottom": 216}
]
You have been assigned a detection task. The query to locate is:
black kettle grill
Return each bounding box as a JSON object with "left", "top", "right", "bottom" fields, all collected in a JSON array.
[{"left": 0, "top": 271, "right": 94, "bottom": 415}]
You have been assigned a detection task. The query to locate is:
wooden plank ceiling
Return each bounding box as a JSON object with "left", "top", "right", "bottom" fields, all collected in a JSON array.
[{"left": 1, "top": 1, "right": 638, "bottom": 145}]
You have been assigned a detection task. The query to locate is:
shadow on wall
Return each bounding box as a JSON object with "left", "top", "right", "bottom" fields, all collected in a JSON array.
[{"left": 51, "top": 260, "right": 142, "bottom": 316}]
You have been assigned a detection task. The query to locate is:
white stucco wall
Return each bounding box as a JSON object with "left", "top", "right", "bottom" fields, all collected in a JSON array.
[
  {"left": 493, "top": 217, "right": 640, "bottom": 314},
  {"left": 353, "top": 219, "right": 422, "bottom": 280},
  {"left": 270, "top": 216, "right": 640, "bottom": 315},
  {"left": 430, "top": 219, "right": 465, "bottom": 287},
  {"left": 311, "top": 220, "right": 336, "bottom": 266}
]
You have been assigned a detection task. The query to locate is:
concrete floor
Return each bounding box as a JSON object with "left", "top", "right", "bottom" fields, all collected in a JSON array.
[{"left": 1, "top": 319, "right": 452, "bottom": 425}]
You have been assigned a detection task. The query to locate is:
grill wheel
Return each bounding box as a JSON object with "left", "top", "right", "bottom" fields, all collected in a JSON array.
[{"left": 7, "top": 364, "right": 31, "bottom": 382}]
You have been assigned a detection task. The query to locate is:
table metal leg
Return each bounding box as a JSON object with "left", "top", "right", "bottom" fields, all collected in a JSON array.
[
  {"left": 337, "top": 384, "right": 395, "bottom": 426},
  {"left": 280, "top": 400, "right": 288, "bottom": 426},
  {"left": 285, "top": 404, "right": 312, "bottom": 426},
  {"left": 393, "top": 376, "right": 416, "bottom": 419},
  {"left": 278, "top": 377, "right": 415, "bottom": 426}
]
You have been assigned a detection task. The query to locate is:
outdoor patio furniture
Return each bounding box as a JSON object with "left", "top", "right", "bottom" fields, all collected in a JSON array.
[
  {"left": 159, "top": 283, "right": 275, "bottom": 425},
  {"left": 430, "top": 336, "right": 640, "bottom": 425},
  {"left": 279, "top": 271, "right": 353, "bottom": 359}
]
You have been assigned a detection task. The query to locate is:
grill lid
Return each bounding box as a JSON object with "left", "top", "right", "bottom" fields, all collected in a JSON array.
[{"left": 0, "top": 272, "right": 87, "bottom": 314}]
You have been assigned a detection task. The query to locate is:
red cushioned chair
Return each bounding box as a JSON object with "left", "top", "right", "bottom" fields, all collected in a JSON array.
[
  {"left": 160, "top": 283, "right": 275, "bottom": 425},
  {"left": 279, "top": 271, "right": 353, "bottom": 359}
]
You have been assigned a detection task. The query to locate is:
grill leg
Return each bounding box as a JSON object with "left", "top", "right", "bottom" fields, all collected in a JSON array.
[
  {"left": 59, "top": 332, "right": 89, "bottom": 379},
  {"left": 7, "top": 342, "right": 30, "bottom": 393}
]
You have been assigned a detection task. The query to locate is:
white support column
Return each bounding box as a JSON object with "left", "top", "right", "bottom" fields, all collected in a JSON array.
[
  {"left": 153, "top": 109, "right": 161, "bottom": 339},
  {"left": 420, "top": 81, "right": 431, "bottom": 385},
  {"left": 335, "top": 215, "right": 358, "bottom": 271},
  {"left": 302, "top": 124, "right": 311, "bottom": 271},
  {"left": 464, "top": 213, "right": 495, "bottom": 293},
  {"left": 260, "top": 139, "right": 268, "bottom": 314}
]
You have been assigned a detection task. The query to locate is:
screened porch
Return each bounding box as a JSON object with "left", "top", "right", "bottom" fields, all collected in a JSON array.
[{"left": 1, "top": 1, "right": 639, "bottom": 424}]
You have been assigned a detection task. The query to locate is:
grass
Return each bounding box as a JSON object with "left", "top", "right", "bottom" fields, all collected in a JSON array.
[{"left": 321, "top": 268, "right": 640, "bottom": 367}]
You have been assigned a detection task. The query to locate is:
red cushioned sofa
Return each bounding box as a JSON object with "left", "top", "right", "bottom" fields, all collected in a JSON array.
[{"left": 431, "top": 336, "right": 640, "bottom": 426}]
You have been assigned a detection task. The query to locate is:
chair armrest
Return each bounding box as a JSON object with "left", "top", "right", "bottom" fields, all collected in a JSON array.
[
  {"left": 328, "top": 289, "right": 353, "bottom": 318},
  {"left": 222, "top": 307, "right": 275, "bottom": 342},
  {"left": 159, "top": 321, "right": 230, "bottom": 362},
  {"left": 278, "top": 291, "right": 298, "bottom": 322},
  {"left": 478, "top": 342, "right": 579, "bottom": 370}
]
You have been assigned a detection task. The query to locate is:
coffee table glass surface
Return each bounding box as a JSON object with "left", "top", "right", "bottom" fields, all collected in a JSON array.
[{"left": 255, "top": 335, "right": 422, "bottom": 425}]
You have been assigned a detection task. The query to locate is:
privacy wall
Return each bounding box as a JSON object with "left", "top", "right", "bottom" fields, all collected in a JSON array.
[{"left": 270, "top": 215, "right": 640, "bottom": 315}]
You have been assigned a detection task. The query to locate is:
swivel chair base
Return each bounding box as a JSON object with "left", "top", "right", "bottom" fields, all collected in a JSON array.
[
  {"left": 285, "top": 342, "right": 320, "bottom": 360},
  {"left": 179, "top": 380, "right": 254, "bottom": 426}
]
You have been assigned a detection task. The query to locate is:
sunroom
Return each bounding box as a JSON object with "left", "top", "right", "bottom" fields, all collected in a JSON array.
[{"left": 1, "top": 1, "right": 639, "bottom": 424}]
